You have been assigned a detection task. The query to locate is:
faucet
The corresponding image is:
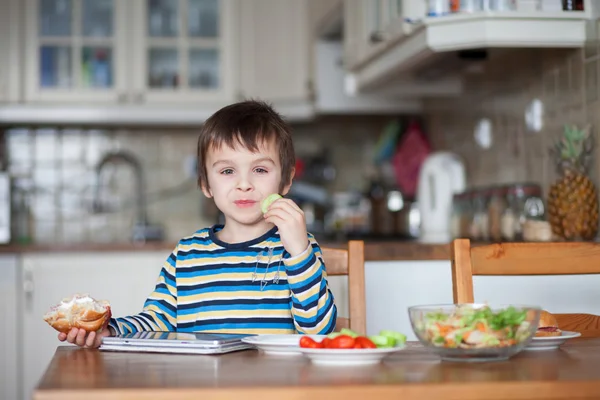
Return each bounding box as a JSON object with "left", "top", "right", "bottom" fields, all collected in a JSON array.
[{"left": 94, "top": 151, "right": 163, "bottom": 243}]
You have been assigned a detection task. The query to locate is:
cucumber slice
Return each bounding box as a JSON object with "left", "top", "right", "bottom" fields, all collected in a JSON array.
[
  {"left": 327, "top": 332, "right": 344, "bottom": 339},
  {"left": 369, "top": 335, "right": 395, "bottom": 348},
  {"left": 340, "top": 328, "right": 359, "bottom": 338},
  {"left": 261, "top": 194, "right": 282, "bottom": 213},
  {"left": 379, "top": 330, "right": 407, "bottom": 346}
]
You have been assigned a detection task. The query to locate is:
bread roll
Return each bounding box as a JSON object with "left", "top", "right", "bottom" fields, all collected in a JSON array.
[
  {"left": 43, "top": 293, "right": 111, "bottom": 334},
  {"left": 535, "top": 310, "right": 561, "bottom": 337}
]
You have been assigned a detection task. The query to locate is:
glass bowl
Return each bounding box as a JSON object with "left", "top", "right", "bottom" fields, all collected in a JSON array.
[{"left": 408, "top": 303, "right": 541, "bottom": 362}]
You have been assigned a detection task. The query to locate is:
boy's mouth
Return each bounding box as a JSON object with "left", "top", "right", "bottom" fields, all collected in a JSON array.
[{"left": 234, "top": 200, "right": 257, "bottom": 208}]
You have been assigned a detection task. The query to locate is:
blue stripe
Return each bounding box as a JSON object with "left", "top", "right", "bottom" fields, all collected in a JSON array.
[
  {"left": 178, "top": 302, "right": 291, "bottom": 315},
  {"left": 289, "top": 273, "right": 322, "bottom": 292},
  {"left": 291, "top": 292, "right": 320, "bottom": 310},
  {"left": 179, "top": 321, "right": 294, "bottom": 331},
  {"left": 178, "top": 284, "right": 286, "bottom": 295},
  {"left": 178, "top": 266, "right": 270, "bottom": 276},
  {"left": 177, "top": 250, "right": 285, "bottom": 261},
  {"left": 292, "top": 295, "right": 333, "bottom": 325},
  {"left": 143, "top": 299, "right": 177, "bottom": 318}
]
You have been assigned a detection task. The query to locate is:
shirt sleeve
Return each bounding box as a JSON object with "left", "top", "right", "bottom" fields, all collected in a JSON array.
[
  {"left": 108, "top": 246, "right": 179, "bottom": 335},
  {"left": 284, "top": 234, "right": 337, "bottom": 335}
]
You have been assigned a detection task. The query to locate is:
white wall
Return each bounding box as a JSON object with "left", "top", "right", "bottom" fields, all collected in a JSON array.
[{"left": 362, "top": 260, "right": 600, "bottom": 341}]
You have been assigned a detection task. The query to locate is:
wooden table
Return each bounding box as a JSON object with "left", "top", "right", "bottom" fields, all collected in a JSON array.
[{"left": 35, "top": 339, "right": 600, "bottom": 400}]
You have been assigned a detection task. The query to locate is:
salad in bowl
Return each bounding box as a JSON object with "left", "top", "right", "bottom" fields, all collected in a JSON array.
[{"left": 409, "top": 304, "right": 541, "bottom": 362}]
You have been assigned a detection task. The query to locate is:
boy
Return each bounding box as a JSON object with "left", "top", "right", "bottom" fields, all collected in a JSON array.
[{"left": 59, "top": 100, "right": 337, "bottom": 348}]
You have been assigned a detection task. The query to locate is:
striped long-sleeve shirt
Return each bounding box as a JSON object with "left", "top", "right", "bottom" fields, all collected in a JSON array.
[{"left": 108, "top": 225, "right": 337, "bottom": 335}]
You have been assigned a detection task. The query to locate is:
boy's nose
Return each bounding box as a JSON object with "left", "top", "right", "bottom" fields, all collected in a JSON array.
[{"left": 236, "top": 176, "right": 254, "bottom": 191}]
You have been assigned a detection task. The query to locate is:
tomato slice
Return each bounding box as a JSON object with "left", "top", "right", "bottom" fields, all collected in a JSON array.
[
  {"left": 355, "top": 336, "right": 377, "bottom": 349},
  {"left": 299, "top": 336, "right": 322, "bottom": 348},
  {"left": 329, "top": 335, "right": 356, "bottom": 349}
]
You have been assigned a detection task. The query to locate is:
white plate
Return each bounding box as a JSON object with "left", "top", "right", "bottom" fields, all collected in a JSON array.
[
  {"left": 298, "top": 346, "right": 405, "bottom": 366},
  {"left": 524, "top": 331, "right": 581, "bottom": 351},
  {"left": 241, "top": 334, "right": 326, "bottom": 356}
]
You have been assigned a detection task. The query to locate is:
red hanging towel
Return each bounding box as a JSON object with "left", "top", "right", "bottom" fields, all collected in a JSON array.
[{"left": 391, "top": 120, "right": 431, "bottom": 199}]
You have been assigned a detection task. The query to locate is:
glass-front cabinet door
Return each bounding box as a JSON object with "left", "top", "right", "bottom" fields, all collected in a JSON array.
[
  {"left": 131, "top": 0, "right": 236, "bottom": 104},
  {"left": 24, "top": 0, "right": 129, "bottom": 102}
]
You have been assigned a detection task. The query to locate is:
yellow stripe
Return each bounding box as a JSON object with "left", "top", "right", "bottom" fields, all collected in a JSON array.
[
  {"left": 178, "top": 309, "right": 292, "bottom": 323},
  {"left": 146, "top": 292, "right": 177, "bottom": 307},
  {"left": 179, "top": 290, "right": 290, "bottom": 303},
  {"left": 177, "top": 255, "right": 284, "bottom": 267},
  {"left": 178, "top": 242, "right": 222, "bottom": 252},
  {"left": 144, "top": 307, "right": 173, "bottom": 330},
  {"left": 200, "top": 328, "right": 296, "bottom": 334},
  {"left": 293, "top": 283, "right": 320, "bottom": 303},
  {"left": 178, "top": 271, "right": 288, "bottom": 284}
]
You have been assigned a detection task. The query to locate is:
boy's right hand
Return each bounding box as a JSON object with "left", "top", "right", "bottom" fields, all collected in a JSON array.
[{"left": 58, "top": 327, "right": 112, "bottom": 349}]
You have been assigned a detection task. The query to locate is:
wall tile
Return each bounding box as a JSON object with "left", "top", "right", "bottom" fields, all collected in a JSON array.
[{"left": 426, "top": 48, "right": 595, "bottom": 195}]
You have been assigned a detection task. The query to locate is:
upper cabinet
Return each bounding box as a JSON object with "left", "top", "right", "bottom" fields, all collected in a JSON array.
[
  {"left": 130, "top": 0, "right": 237, "bottom": 104},
  {"left": 23, "top": 0, "right": 237, "bottom": 104},
  {"left": 0, "top": 0, "right": 21, "bottom": 103},
  {"left": 344, "top": 0, "right": 595, "bottom": 94},
  {"left": 24, "top": 0, "right": 130, "bottom": 103},
  {"left": 238, "top": 0, "right": 311, "bottom": 103}
]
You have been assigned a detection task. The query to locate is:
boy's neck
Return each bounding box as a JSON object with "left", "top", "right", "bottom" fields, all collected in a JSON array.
[{"left": 216, "top": 221, "right": 275, "bottom": 244}]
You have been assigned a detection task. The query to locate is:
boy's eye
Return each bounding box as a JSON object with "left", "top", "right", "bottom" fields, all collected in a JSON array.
[
  {"left": 220, "top": 168, "right": 234, "bottom": 175},
  {"left": 254, "top": 167, "right": 268, "bottom": 174}
]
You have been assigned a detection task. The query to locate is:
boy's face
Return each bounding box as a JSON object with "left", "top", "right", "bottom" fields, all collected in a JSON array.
[{"left": 201, "top": 138, "right": 293, "bottom": 227}]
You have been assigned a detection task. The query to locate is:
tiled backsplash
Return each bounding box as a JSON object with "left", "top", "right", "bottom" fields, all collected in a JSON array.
[
  {"left": 425, "top": 21, "right": 600, "bottom": 196},
  {"left": 4, "top": 115, "right": 391, "bottom": 244}
]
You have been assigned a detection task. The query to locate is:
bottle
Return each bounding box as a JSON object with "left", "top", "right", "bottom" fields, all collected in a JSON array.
[{"left": 563, "top": 0, "right": 584, "bottom": 10}]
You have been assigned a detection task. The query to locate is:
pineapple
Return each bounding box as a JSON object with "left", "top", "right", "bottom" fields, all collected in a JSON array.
[{"left": 547, "top": 125, "right": 599, "bottom": 241}]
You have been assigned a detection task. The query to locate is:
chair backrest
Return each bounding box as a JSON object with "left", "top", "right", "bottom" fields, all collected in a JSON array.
[
  {"left": 321, "top": 240, "right": 366, "bottom": 335},
  {"left": 451, "top": 238, "right": 600, "bottom": 337}
]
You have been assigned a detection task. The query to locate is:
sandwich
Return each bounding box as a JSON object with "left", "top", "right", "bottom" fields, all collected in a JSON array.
[
  {"left": 535, "top": 310, "right": 562, "bottom": 337},
  {"left": 43, "top": 293, "right": 111, "bottom": 334}
]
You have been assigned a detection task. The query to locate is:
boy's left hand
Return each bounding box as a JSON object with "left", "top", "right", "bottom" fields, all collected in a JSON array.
[{"left": 263, "top": 198, "right": 308, "bottom": 257}]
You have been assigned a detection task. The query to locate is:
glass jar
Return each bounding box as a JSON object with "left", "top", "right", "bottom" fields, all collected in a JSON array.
[
  {"left": 470, "top": 188, "right": 490, "bottom": 241},
  {"left": 501, "top": 185, "right": 518, "bottom": 241},
  {"left": 459, "top": 191, "right": 473, "bottom": 238},
  {"left": 512, "top": 183, "right": 543, "bottom": 241},
  {"left": 450, "top": 192, "right": 463, "bottom": 239},
  {"left": 488, "top": 185, "right": 508, "bottom": 242}
]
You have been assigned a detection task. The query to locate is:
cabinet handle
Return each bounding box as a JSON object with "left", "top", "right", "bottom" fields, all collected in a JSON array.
[
  {"left": 23, "top": 262, "right": 34, "bottom": 311},
  {"left": 117, "top": 93, "right": 128, "bottom": 103},
  {"left": 134, "top": 93, "right": 145, "bottom": 103}
]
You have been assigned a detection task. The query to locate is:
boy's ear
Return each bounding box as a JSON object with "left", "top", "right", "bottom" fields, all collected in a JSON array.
[
  {"left": 201, "top": 183, "right": 213, "bottom": 198},
  {"left": 281, "top": 167, "right": 295, "bottom": 196}
]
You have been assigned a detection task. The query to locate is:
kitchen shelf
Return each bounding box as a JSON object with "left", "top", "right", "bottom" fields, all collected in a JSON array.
[
  {"left": 0, "top": 101, "right": 316, "bottom": 126},
  {"left": 346, "top": 11, "right": 589, "bottom": 94}
]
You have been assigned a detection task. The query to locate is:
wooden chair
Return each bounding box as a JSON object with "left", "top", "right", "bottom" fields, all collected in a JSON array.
[
  {"left": 321, "top": 240, "right": 366, "bottom": 335},
  {"left": 451, "top": 238, "right": 600, "bottom": 337}
]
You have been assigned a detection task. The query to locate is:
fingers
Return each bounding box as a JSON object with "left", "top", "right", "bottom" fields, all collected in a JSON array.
[
  {"left": 85, "top": 331, "right": 97, "bottom": 348},
  {"left": 267, "top": 198, "right": 303, "bottom": 214},
  {"left": 63, "top": 327, "right": 105, "bottom": 348},
  {"left": 264, "top": 199, "right": 304, "bottom": 222},
  {"left": 66, "top": 327, "right": 79, "bottom": 344},
  {"left": 75, "top": 328, "right": 88, "bottom": 347}
]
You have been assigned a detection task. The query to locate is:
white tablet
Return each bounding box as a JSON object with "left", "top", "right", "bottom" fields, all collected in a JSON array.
[{"left": 100, "top": 331, "right": 255, "bottom": 355}]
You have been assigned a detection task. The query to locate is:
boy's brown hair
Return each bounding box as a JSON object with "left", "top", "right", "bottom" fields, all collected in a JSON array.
[{"left": 197, "top": 100, "right": 295, "bottom": 192}]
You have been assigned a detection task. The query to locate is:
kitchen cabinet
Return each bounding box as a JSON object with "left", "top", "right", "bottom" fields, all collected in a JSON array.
[
  {"left": 344, "top": 0, "right": 593, "bottom": 94},
  {"left": 0, "top": 255, "right": 19, "bottom": 400},
  {"left": 130, "top": 0, "right": 238, "bottom": 104},
  {"left": 0, "top": 0, "right": 22, "bottom": 102},
  {"left": 18, "top": 251, "right": 171, "bottom": 400},
  {"left": 23, "top": 0, "right": 237, "bottom": 104},
  {"left": 239, "top": 0, "right": 311, "bottom": 103},
  {"left": 24, "top": 0, "right": 130, "bottom": 103}
]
